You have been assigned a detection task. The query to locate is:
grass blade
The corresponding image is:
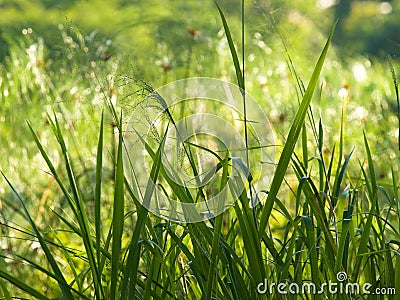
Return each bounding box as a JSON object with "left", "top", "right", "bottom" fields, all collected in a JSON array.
[
  {"left": 388, "top": 58, "right": 399, "bottom": 151},
  {"left": 0, "top": 171, "right": 74, "bottom": 299},
  {"left": 0, "top": 270, "right": 47, "bottom": 300},
  {"left": 49, "top": 114, "right": 104, "bottom": 299},
  {"left": 259, "top": 22, "right": 337, "bottom": 234},
  {"left": 205, "top": 152, "right": 229, "bottom": 300},
  {"left": 120, "top": 128, "right": 167, "bottom": 298},
  {"left": 110, "top": 113, "right": 125, "bottom": 300},
  {"left": 214, "top": 1, "right": 244, "bottom": 90},
  {"left": 352, "top": 132, "right": 378, "bottom": 281},
  {"left": 0, "top": 278, "right": 11, "bottom": 300},
  {"left": 95, "top": 111, "right": 104, "bottom": 275}
]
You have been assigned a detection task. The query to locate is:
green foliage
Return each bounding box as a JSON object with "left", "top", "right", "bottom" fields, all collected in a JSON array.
[{"left": 0, "top": 1, "right": 400, "bottom": 299}]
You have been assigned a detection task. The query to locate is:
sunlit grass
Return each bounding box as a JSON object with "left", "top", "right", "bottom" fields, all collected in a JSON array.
[{"left": 0, "top": 2, "right": 400, "bottom": 299}]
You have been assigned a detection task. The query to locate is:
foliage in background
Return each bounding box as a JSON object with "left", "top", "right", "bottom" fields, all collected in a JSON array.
[{"left": 0, "top": 0, "right": 399, "bottom": 299}]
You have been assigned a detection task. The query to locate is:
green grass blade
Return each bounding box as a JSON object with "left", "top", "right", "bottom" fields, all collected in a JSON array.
[
  {"left": 0, "top": 171, "right": 74, "bottom": 299},
  {"left": 388, "top": 58, "right": 399, "bottom": 151},
  {"left": 50, "top": 114, "right": 104, "bottom": 299},
  {"left": 214, "top": 1, "right": 244, "bottom": 90},
  {"left": 333, "top": 148, "right": 355, "bottom": 200},
  {"left": 395, "top": 251, "right": 400, "bottom": 296},
  {"left": 352, "top": 133, "right": 378, "bottom": 281},
  {"left": 335, "top": 189, "right": 357, "bottom": 272},
  {"left": 332, "top": 106, "right": 345, "bottom": 207},
  {"left": 302, "top": 216, "right": 320, "bottom": 290},
  {"left": 110, "top": 114, "right": 125, "bottom": 300},
  {"left": 302, "top": 124, "right": 308, "bottom": 170},
  {"left": 0, "top": 269, "right": 47, "bottom": 300},
  {"left": 0, "top": 278, "right": 11, "bottom": 300},
  {"left": 233, "top": 190, "right": 267, "bottom": 293},
  {"left": 363, "top": 131, "right": 377, "bottom": 192},
  {"left": 259, "top": 22, "right": 337, "bottom": 233},
  {"left": 120, "top": 128, "right": 167, "bottom": 298},
  {"left": 95, "top": 111, "right": 104, "bottom": 274},
  {"left": 205, "top": 152, "right": 229, "bottom": 300}
]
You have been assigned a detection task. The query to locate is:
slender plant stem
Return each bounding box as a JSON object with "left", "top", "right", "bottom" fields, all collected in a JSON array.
[{"left": 241, "top": 0, "right": 253, "bottom": 206}]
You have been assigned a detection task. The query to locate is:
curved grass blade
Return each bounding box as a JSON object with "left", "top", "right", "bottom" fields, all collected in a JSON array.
[
  {"left": 214, "top": 1, "right": 243, "bottom": 90},
  {"left": 0, "top": 171, "right": 74, "bottom": 299},
  {"left": 0, "top": 270, "right": 47, "bottom": 300}
]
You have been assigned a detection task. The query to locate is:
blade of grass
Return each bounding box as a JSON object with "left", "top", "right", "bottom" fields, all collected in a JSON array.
[
  {"left": 259, "top": 22, "right": 337, "bottom": 234},
  {"left": 0, "top": 171, "right": 74, "bottom": 299},
  {"left": 215, "top": 0, "right": 252, "bottom": 207},
  {"left": 95, "top": 111, "right": 104, "bottom": 276},
  {"left": 48, "top": 114, "right": 104, "bottom": 299},
  {"left": 214, "top": 1, "right": 243, "bottom": 89},
  {"left": 301, "top": 215, "right": 320, "bottom": 292},
  {"left": 335, "top": 189, "right": 357, "bottom": 273},
  {"left": 0, "top": 270, "right": 47, "bottom": 300},
  {"left": 352, "top": 132, "right": 378, "bottom": 281},
  {"left": 110, "top": 112, "right": 125, "bottom": 300},
  {"left": 120, "top": 127, "right": 167, "bottom": 299},
  {"left": 205, "top": 152, "right": 229, "bottom": 300},
  {"left": 395, "top": 251, "right": 400, "bottom": 296},
  {"left": 388, "top": 58, "right": 399, "bottom": 151},
  {"left": 0, "top": 279, "right": 11, "bottom": 300},
  {"left": 333, "top": 148, "right": 355, "bottom": 202},
  {"left": 332, "top": 106, "right": 346, "bottom": 207}
]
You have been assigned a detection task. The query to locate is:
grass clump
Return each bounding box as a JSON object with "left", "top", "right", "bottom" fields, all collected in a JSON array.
[{"left": 1, "top": 2, "right": 400, "bottom": 300}]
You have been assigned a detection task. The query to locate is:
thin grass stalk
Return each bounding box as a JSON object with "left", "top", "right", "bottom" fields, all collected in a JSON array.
[
  {"left": 110, "top": 113, "right": 125, "bottom": 299},
  {"left": 94, "top": 111, "right": 104, "bottom": 296},
  {"left": 388, "top": 58, "right": 399, "bottom": 151}
]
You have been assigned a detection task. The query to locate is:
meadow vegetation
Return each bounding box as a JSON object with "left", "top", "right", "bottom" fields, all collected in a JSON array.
[{"left": 0, "top": 0, "right": 399, "bottom": 299}]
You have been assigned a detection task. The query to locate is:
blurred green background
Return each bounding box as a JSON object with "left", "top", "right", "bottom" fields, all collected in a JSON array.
[
  {"left": 0, "top": 1, "right": 399, "bottom": 297},
  {"left": 0, "top": 0, "right": 399, "bottom": 187},
  {"left": 1, "top": 0, "right": 399, "bottom": 71}
]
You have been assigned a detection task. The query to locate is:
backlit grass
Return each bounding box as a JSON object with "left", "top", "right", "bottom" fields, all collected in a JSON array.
[{"left": 0, "top": 1, "right": 399, "bottom": 299}]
